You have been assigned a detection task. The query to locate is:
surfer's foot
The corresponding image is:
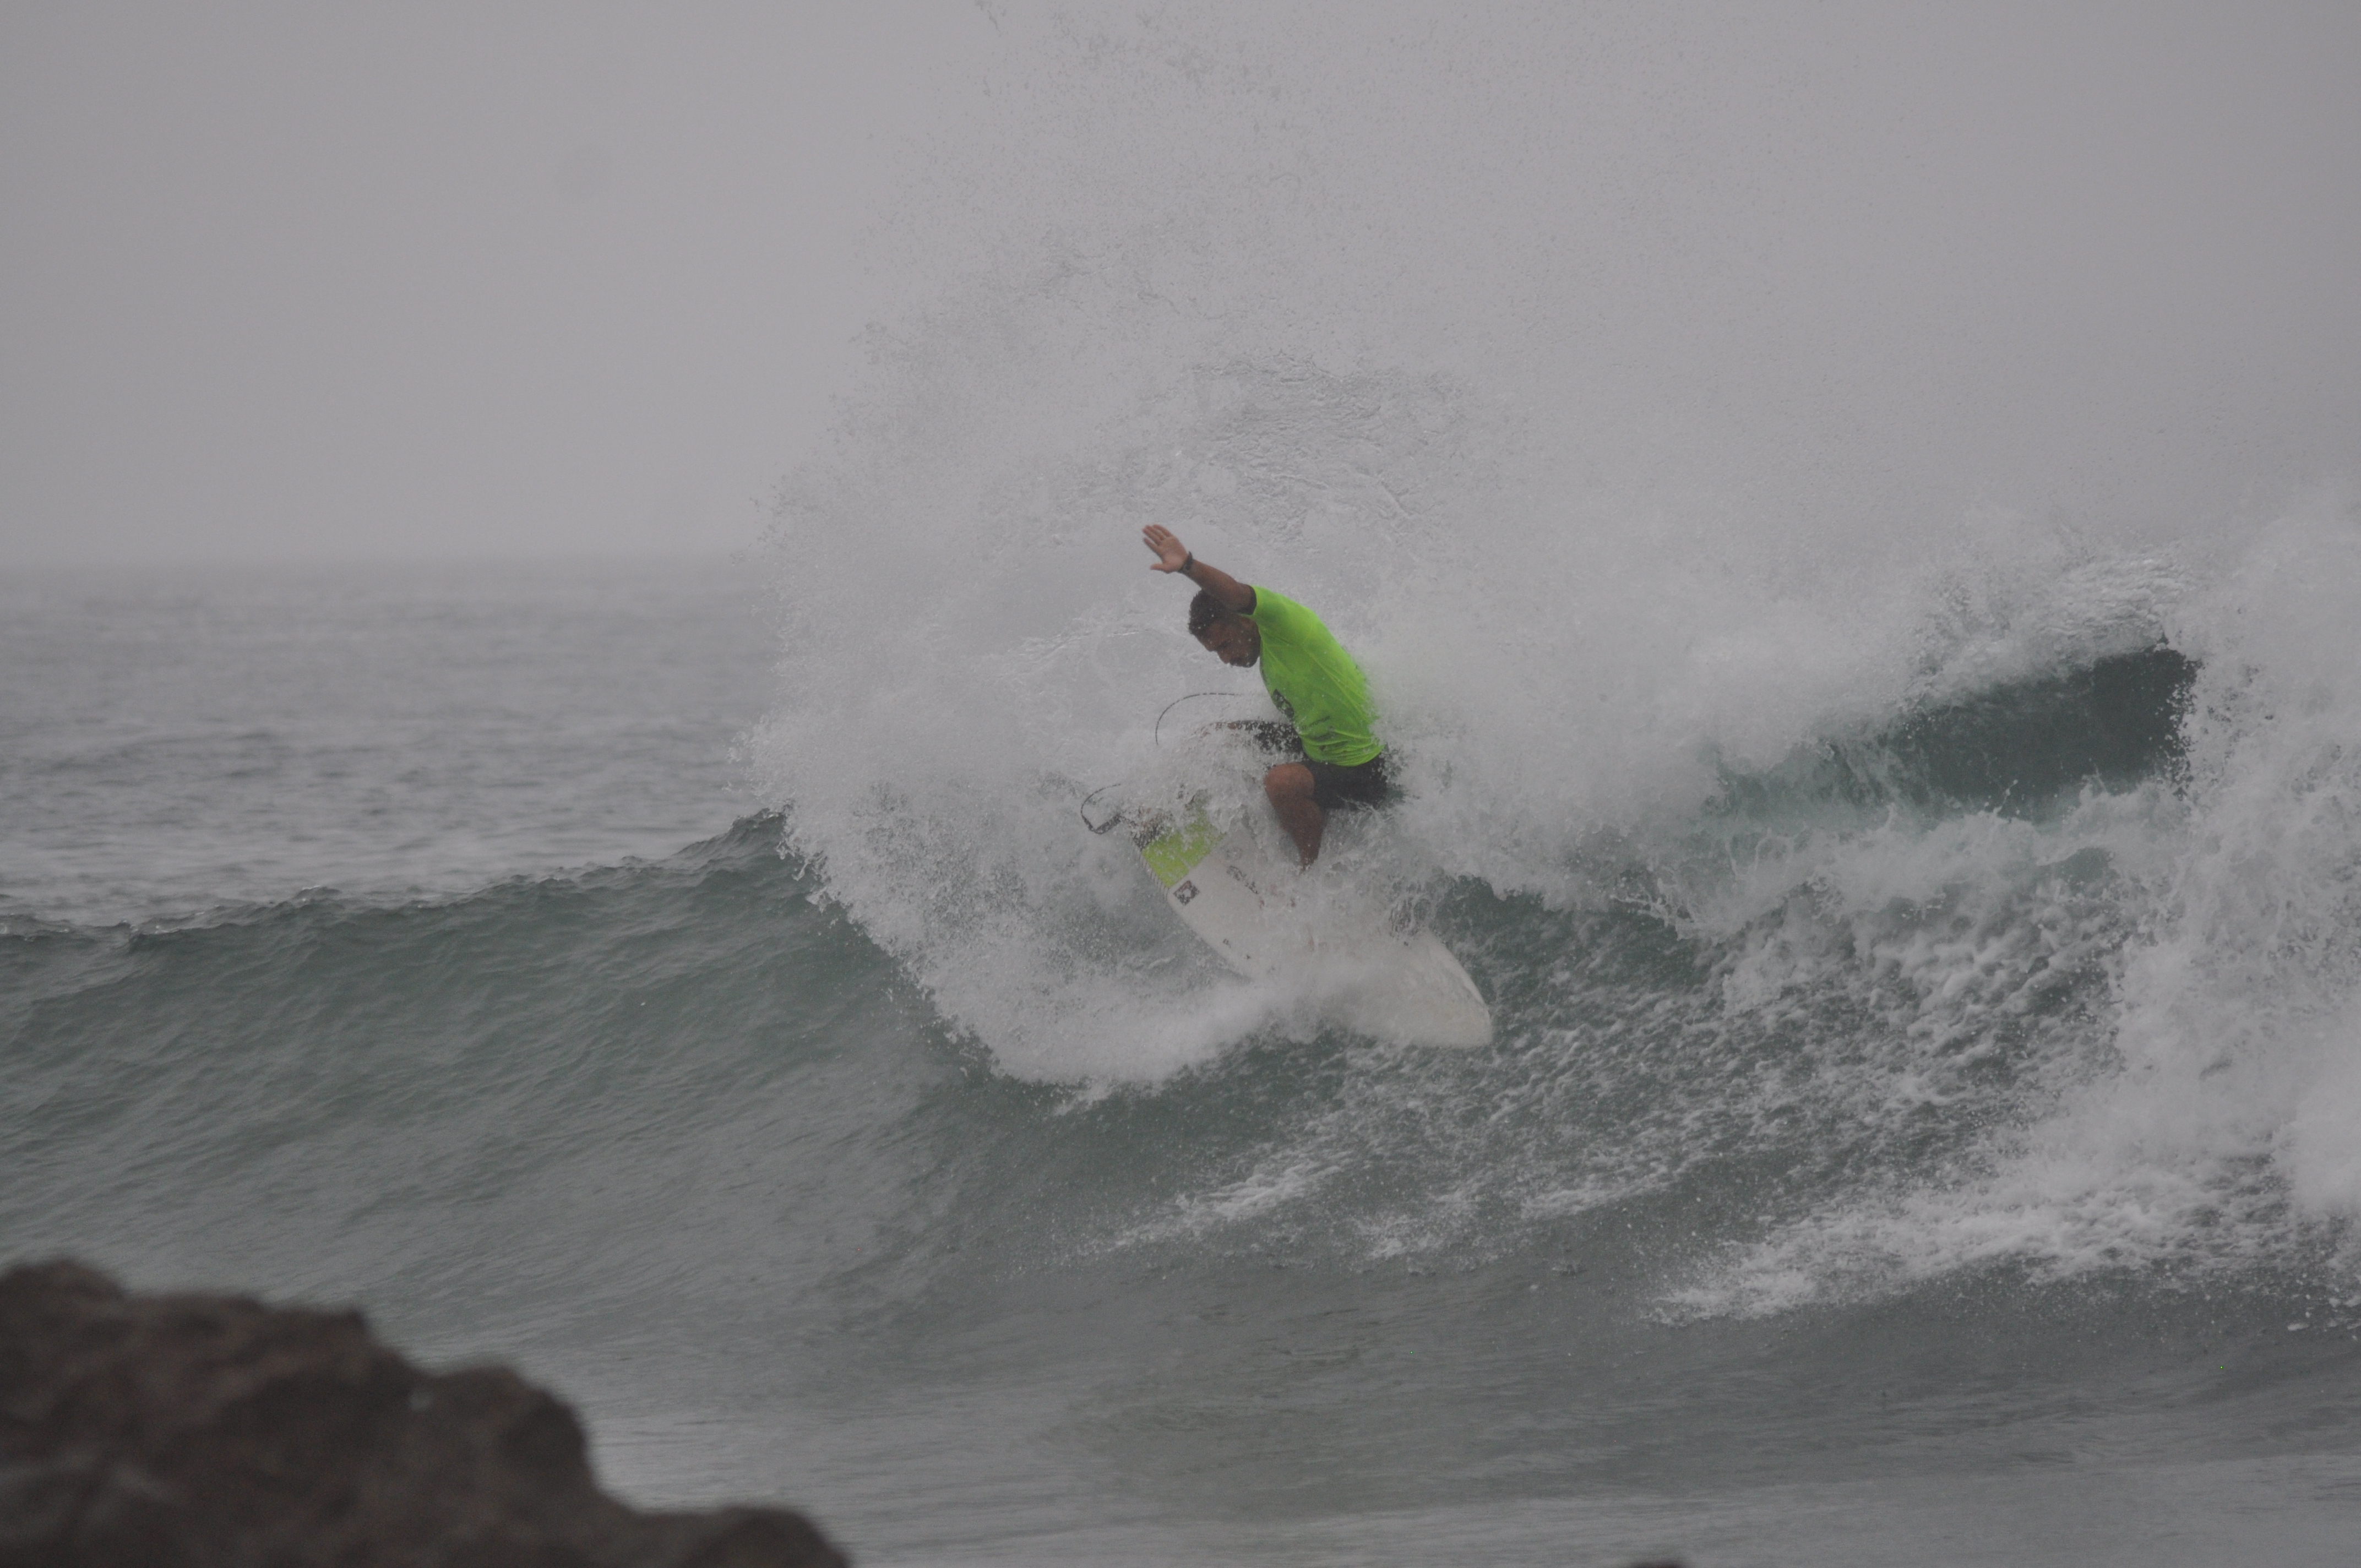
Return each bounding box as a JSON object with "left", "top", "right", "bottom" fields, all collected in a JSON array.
[{"left": 1263, "top": 762, "right": 1325, "bottom": 867}]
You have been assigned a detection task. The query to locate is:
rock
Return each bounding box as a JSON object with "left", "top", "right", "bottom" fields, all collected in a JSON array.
[{"left": 0, "top": 1260, "right": 846, "bottom": 1568}]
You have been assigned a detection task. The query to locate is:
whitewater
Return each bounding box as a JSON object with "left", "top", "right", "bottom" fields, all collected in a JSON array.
[{"left": 11, "top": 7, "right": 2361, "bottom": 1564}]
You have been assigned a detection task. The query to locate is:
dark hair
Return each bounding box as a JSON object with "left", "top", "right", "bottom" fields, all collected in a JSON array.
[{"left": 1187, "top": 589, "right": 1241, "bottom": 637}]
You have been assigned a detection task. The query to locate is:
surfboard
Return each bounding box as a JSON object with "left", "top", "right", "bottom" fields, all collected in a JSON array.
[{"left": 1136, "top": 804, "right": 1493, "bottom": 1049}]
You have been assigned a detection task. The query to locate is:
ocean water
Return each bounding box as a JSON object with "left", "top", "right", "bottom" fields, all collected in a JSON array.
[
  {"left": 13, "top": 9, "right": 2361, "bottom": 1564},
  {"left": 11, "top": 546, "right": 2361, "bottom": 1568}
]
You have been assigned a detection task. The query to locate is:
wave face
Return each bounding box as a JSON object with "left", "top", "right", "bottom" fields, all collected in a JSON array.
[
  {"left": 1715, "top": 644, "right": 2197, "bottom": 820},
  {"left": 739, "top": 492, "right": 2361, "bottom": 1308}
]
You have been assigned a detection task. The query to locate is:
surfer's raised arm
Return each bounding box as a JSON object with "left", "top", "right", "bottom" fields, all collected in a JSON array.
[{"left": 1141, "top": 524, "right": 1254, "bottom": 614}]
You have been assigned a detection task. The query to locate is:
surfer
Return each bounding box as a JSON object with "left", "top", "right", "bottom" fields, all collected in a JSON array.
[{"left": 1142, "top": 523, "right": 1389, "bottom": 867}]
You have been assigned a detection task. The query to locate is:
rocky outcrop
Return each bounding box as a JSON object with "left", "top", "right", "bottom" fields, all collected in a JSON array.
[{"left": 0, "top": 1260, "right": 845, "bottom": 1568}]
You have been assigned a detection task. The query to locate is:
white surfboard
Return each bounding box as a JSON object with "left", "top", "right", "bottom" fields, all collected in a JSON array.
[{"left": 1136, "top": 805, "right": 1493, "bottom": 1049}]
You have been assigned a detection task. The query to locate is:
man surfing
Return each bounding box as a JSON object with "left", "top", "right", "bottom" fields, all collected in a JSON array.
[{"left": 1143, "top": 523, "right": 1389, "bottom": 867}]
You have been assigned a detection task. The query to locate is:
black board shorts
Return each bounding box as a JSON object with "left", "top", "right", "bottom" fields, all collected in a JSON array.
[
  {"left": 1243, "top": 720, "right": 1392, "bottom": 812},
  {"left": 1303, "top": 752, "right": 1391, "bottom": 812}
]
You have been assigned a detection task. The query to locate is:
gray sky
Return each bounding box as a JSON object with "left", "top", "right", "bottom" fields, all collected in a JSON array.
[
  {"left": 3, "top": 0, "right": 980, "bottom": 564},
  {"left": 6, "top": 2, "right": 2357, "bottom": 567}
]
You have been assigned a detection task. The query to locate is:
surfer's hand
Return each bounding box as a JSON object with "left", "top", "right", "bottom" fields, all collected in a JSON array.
[{"left": 1142, "top": 525, "right": 1190, "bottom": 573}]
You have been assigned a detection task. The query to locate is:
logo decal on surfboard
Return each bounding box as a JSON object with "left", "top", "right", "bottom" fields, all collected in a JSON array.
[{"left": 1133, "top": 805, "right": 1493, "bottom": 1048}]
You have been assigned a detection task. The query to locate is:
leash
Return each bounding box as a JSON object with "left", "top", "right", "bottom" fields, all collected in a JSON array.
[
  {"left": 1078, "top": 692, "right": 1249, "bottom": 834},
  {"left": 1154, "top": 690, "right": 1245, "bottom": 747}
]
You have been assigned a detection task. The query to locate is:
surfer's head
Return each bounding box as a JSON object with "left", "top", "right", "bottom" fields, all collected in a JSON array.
[{"left": 1189, "top": 591, "right": 1260, "bottom": 666}]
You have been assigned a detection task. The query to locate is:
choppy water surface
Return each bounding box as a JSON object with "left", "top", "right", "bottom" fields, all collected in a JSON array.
[
  {"left": 0, "top": 559, "right": 773, "bottom": 925},
  {"left": 10, "top": 529, "right": 2361, "bottom": 1566}
]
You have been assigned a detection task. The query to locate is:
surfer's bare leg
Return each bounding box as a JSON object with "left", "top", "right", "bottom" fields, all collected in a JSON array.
[{"left": 1264, "top": 762, "right": 1325, "bottom": 867}]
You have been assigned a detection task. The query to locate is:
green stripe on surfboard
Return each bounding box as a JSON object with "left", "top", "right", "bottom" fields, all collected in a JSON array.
[{"left": 1140, "top": 811, "right": 1223, "bottom": 889}]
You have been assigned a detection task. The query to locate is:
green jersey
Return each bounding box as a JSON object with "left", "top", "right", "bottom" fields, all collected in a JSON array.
[{"left": 1248, "top": 587, "right": 1383, "bottom": 767}]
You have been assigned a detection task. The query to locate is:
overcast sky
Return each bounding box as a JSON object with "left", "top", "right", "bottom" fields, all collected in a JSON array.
[
  {"left": 6, "top": 2, "right": 2357, "bottom": 568},
  {"left": 3, "top": 1, "right": 980, "bottom": 565}
]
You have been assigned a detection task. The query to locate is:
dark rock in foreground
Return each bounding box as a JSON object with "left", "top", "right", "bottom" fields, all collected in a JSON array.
[{"left": 0, "top": 1260, "right": 845, "bottom": 1568}]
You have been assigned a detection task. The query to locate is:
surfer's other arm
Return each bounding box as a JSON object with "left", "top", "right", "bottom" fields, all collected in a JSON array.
[{"left": 1141, "top": 525, "right": 1254, "bottom": 614}]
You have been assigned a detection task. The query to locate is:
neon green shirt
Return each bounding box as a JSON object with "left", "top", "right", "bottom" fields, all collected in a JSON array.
[{"left": 1248, "top": 587, "right": 1383, "bottom": 766}]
